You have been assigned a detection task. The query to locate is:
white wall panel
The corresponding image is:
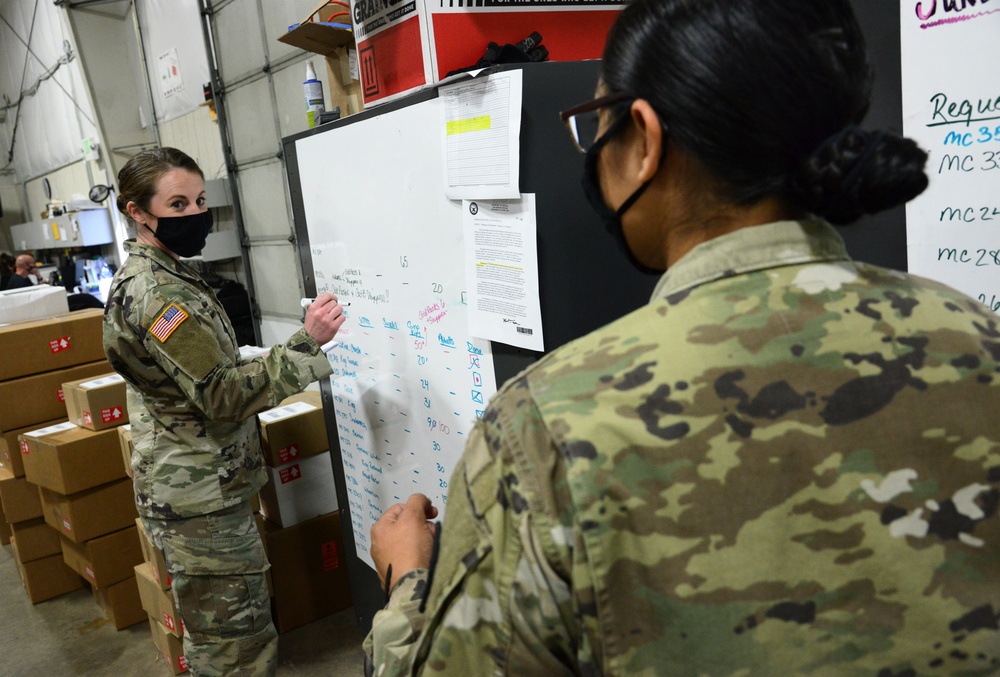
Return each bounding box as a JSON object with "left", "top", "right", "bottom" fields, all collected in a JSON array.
[
  {"left": 259, "top": 316, "right": 301, "bottom": 347},
  {"left": 159, "top": 107, "right": 227, "bottom": 178},
  {"left": 272, "top": 58, "right": 335, "bottom": 140},
  {"left": 137, "top": 0, "right": 211, "bottom": 124},
  {"left": 248, "top": 243, "right": 302, "bottom": 316},
  {"left": 225, "top": 78, "right": 278, "bottom": 162},
  {"left": 237, "top": 161, "right": 291, "bottom": 240},
  {"left": 214, "top": 0, "right": 263, "bottom": 83}
]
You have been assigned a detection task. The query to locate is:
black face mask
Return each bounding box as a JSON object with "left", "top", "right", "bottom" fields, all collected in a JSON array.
[
  {"left": 144, "top": 210, "right": 213, "bottom": 258},
  {"left": 581, "top": 114, "right": 663, "bottom": 275}
]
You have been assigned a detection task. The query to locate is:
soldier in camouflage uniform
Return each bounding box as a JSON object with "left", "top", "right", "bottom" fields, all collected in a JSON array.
[
  {"left": 365, "top": 1, "right": 1000, "bottom": 675},
  {"left": 103, "top": 148, "right": 345, "bottom": 676}
]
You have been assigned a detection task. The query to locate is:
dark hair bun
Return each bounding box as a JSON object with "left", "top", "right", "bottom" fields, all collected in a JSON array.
[{"left": 792, "top": 128, "right": 929, "bottom": 225}]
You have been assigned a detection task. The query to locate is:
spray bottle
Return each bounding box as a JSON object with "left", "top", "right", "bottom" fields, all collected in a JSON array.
[{"left": 304, "top": 60, "right": 325, "bottom": 128}]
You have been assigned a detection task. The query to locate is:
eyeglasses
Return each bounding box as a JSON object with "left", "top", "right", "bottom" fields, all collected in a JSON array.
[{"left": 559, "top": 92, "right": 634, "bottom": 154}]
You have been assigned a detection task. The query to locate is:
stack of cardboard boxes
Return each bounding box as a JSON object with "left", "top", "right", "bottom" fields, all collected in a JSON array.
[
  {"left": 0, "top": 309, "right": 116, "bottom": 603},
  {"left": 134, "top": 517, "right": 188, "bottom": 674},
  {"left": 257, "top": 391, "right": 352, "bottom": 633},
  {"left": 20, "top": 370, "right": 145, "bottom": 629}
]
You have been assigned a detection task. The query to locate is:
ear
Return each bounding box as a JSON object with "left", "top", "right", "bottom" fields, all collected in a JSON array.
[
  {"left": 630, "top": 99, "right": 665, "bottom": 183},
  {"left": 126, "top": 201, "right": 147, "bottom": 226}
]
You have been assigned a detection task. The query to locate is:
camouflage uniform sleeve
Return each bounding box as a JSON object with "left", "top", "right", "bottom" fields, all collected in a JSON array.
[
  {"left": 136, "top": 284, "right": 333, "bottom": 422},
  {"left": 366, "top": 376, "right": 579, "bottom": 675}
]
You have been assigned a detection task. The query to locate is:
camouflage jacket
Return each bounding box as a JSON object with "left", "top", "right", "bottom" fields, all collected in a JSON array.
[
  {"left": 103, "top": 239, "right": 333, "bottom": 519},
  {"left": 367, "top": 219, "right": 1000, "bottom": 676}
]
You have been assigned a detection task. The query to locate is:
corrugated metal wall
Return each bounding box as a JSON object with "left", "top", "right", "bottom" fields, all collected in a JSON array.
[{"left": 204, "top": 0, "right": 339, "bottom": 345}]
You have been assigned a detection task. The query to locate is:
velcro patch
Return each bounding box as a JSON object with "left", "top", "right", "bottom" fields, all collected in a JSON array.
[{"left": 149, "top": 303, "right": 189, "bottom": 342}]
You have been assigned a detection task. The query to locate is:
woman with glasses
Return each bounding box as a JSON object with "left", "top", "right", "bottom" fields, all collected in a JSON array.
[{"left": 365, "top": 1, "right": 1000, "bottom": 674}]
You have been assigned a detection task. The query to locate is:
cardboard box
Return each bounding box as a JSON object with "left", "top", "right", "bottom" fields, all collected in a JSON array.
[
  {"left": 0, "top": 309, "right": 104, "bottom": 382},
  {"left": 61, "top": 525, "right": 143, "bottom": 588},
  {"left": 118, "top": 425, "right": 134, "bottom": 479},
  {"left": 39, "top": 478, "right": 138, "bottom": 543},
  {"left": 259, "top": 453, "right": 338, "bottom": 528},
  {"left": 0, "top": 285, "right": 69, "bottom": 326},
  {"left": 0, "top": 359, "right": 112, "bottom": 431},
  {"left": 1, "top": 417, "right": 65, "bottom": 477},
  {"left": 278, "top": 0, "right": 355, "bottom": 57},
  {"left": 258, "top": 391, "right": 329, "bottom": 466},
  {"left": 63, "top": 372, "right": 128, "bottom": 431},
  {"left": 135, "top": 517, "right": 170, "bottom": 590},
  {"left": 10, "top": 517, "right": 61, "bottom": 562},
  {"left": 11, "top": 538, "right": 86, "bottom": 603},
  {"left": 21, "top": 423, "right": 124, "bottom": 495},
  {"left": 348, "top": 0, "right": 623, "bottom": 107},
  {"left": 0, "top": 467, "right": 42, "bottom": 523},
  {"left": 94, "top": 576, "right": 146, "bottom": 630},
  {"left": 135, "top": 562, "right": 183, "bottom": 638},
  {"left": 265, "top": 511, "right": 352, "bottom": 633},
  {"left": 148, "top": 616, "right": 189, "bottom": 675}
]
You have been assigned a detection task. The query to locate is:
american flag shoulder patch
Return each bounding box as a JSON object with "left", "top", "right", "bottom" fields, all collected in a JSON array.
[{"left": 149, "top": 303, "right": 189, "bottom": 342}]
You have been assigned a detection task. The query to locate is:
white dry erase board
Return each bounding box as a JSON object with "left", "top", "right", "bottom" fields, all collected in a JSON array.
[
  {"left": 901, "top": 3, "right": 1000, "bottom": 309},
  {"left": 293, "top": 94, "right": 499, "bottom": 571}
]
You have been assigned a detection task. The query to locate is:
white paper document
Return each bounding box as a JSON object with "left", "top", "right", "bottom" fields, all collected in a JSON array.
[
  {"left": 463, "top": 195, "right": 544, "bottom": 351},
  {"left": 440, "top": 69, "right": 522, "bottom": 200},
  {"left": 900, "top": 4, "right": 1000, "bottom": 310}
]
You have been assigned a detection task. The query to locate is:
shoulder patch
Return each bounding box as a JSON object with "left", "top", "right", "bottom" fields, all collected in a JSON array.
[{"left": 149, "top": 303, "right": 189, "bottom": 342}]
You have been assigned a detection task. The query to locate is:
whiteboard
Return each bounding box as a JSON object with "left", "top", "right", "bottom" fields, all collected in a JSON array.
[
  {"left": 295, "top": 97, "right": 498, "bottom": 569},
  {"left": 901, "top": 3, "right": 1000, "bottom": 310}
]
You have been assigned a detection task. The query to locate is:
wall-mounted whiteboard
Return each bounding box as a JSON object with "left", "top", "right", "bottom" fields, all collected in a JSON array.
[
  {"left": 901, "top": 3, "right": 1000, "bottom": 310},
  {"left": 295, "top": 97, "right": 498, "bottom": 569}
]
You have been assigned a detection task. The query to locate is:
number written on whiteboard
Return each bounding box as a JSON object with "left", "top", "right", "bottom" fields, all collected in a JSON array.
[
  {"left": 938, "top": 248, "right": 1000, "bottom": 267},
  {"left": 937, "top": 153, "right": 1000, "bottom": 173},
  {"left": 939, "top": 207, "right": 1000, "bottom": 223},
  {"left": 978, "top": 293, "right": 1000, "bottom": 313}
]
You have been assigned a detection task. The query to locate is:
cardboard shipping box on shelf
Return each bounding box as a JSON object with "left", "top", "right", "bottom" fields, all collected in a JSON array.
[
  {"left": 0, "top": 308, "right": 105, "bottom": 382},
  {"left": 93, "top": 576, "right": 146, "bottom": 630},
  {"left": 20, "top": 422, "right": 125, "bottom": 495},
  {"left": 118, "top": 425, "right": 134, "bottom": 479},
  {"left": 346, "top": 0, "right": 624, "bottom": 107},
  {"left": 1, "top": 417, "right": 65, "bottom": 477},
  {"left": 278, "top": 1, "right": 364, "bottom": 116},
  {"left": 135, "top": 562, "right": 183, "bottom": 638},
  {"left": 0, "top": 466, "right": 42, "bottom": 523},
  {"left": 39, "top": 478, "right": 138, "bottom": 544},
  {"left": 265, "top": 511, "right": 352, "bottom": 633},
  {"left": 63, "top": 373, "right": 128, "bottom": 431},
  {"left": 259, "top": 452, "right": 338, "bottom": 528},
  {"left": 149, "top": 616, "right": 189, "bottom": 675},
  {"left": 61, "top": 524, "right": 143, "bottom": 589},
  {"left": 10, "top": 537, "right": 86, "bottom": 604},
  {"left": 0, "top": 360, "right": 112, "bottom": 432},
  {"left": 10, "top": 517, "right": 61, "bottom": 562},
  {"left": 258, "top": 391, "right": 329, "bottom": 466}
]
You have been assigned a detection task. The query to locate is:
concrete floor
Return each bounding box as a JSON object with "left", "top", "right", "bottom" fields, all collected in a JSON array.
[{"left": 0, "top": 543, "right": 366, "bottom": 676}]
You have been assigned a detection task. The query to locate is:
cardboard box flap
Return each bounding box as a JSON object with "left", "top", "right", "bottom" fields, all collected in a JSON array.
[{"left": 278, "top": 0, "right": 355, "bottom": 57}]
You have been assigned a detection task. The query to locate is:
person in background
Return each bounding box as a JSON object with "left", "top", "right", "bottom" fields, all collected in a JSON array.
[
  {"left": 365, "top": 0, "right": 1000, "bottom": 674},
  {"left": 0, "top": 252, "right": 13, "bottom": 290},
  {"left": 6, "top": 254, "right": 42, "bottom": 290},
  {"left": 102, "top": 147, "right": 346, "bottom": 676}
]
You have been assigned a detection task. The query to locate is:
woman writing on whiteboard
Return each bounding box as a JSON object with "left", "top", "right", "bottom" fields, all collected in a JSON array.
[
  {"left": 102, "top": 147, "right": 345, "bottom": 676},
  {"left": 366, "top": 0, "right": 1000, "bottom": 674}
]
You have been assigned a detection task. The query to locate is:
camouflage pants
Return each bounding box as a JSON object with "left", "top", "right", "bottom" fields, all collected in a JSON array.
[{"left": 142, "top": 501, "right": 276, "bottom": 677}]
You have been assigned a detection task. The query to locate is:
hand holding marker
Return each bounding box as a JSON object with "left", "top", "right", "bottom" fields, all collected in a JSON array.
[{"left": 302, "top": 295, "right": 348, "bottom": 353}]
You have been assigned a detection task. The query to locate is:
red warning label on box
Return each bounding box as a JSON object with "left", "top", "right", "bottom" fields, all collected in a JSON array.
[
  {"left": 277, "top": 444, "right": 299, "bottom": 464},
  {"left": 101, "top": 407, "right": 124, "bottom": 423},
  {"left": 49, "top": 336, "right": 72, "bottom": 353},
  {"left": 279, "top": 465, "right": 302, "bottom": 484}
]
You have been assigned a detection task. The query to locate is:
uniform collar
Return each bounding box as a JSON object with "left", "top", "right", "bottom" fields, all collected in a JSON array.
[
  {"left": 123, "top": 238, "right": 204, "bottom": 284},
  {"left": 650, "top": 219, "right": 851, "bottom": 302}
]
